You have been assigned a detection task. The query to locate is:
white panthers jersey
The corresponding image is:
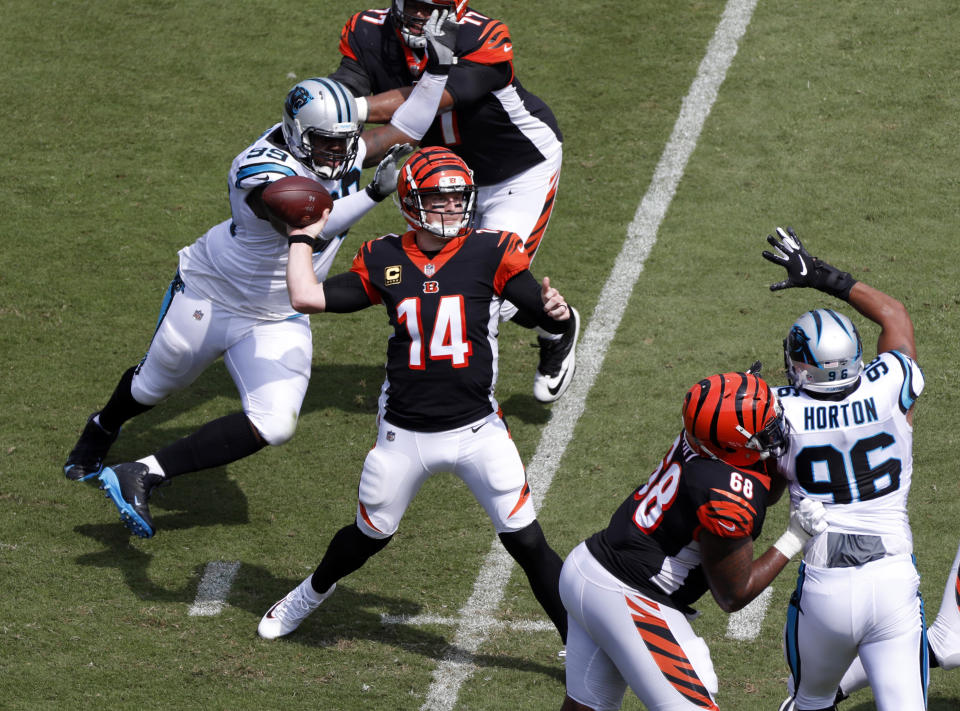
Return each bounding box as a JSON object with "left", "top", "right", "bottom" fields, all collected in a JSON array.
[
  {"left": 178, "top": 123, "right": 365, "bottom": 320},
  {"left": 776, "top": 350, "right": 924, "bottom": 562}
]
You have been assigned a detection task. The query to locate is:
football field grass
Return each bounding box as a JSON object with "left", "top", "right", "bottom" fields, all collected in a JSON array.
[{"left": 2, "top": 1, "right": 959, "bottom": 709}]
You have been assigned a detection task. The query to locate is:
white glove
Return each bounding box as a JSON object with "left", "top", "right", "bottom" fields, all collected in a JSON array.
[
  {"left": 423, "top": 9, "right": 460, "bottom": 74},
  {"left": 365, "top": 143, "right": 414, "bottom": 202},
  {"left": 774, "top": 498, "right": 828, "bottom": 559}
]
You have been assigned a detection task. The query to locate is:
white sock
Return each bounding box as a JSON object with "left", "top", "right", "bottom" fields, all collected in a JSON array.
[{"left": 137, "top": 455, "right": 165, "bottom": 478}]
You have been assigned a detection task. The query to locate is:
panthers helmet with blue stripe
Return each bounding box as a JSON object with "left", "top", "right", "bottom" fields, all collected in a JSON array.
[
  {"left": 282, "top": 78, "right": 361, "bottom": 180},
  {"left": 784, "top": 308, "right": 864, "bottom": 393}
]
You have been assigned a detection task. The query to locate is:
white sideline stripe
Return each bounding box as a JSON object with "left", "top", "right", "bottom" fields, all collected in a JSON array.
[
  {"left": 725, "top": 585, "right": 773, "bottom": 640},
  {"left": 188, "top": 560, "right": 240, "bottom": 617},
  {"left": 381, "top": 613, "right": 555, "bottom": 633},
  {"left": 421, "top": 2, "right": 760, "bottom": 709}
]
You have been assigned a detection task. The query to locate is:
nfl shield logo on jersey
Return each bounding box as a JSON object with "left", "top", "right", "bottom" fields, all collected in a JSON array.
[{"left": 193, "top": 310, "right": 204, "bottom": 321}]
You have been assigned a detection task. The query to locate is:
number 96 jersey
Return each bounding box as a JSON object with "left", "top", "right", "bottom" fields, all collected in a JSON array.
[
  {"left": 776, "top": 350, "right": 924, "bottom": 561},
  {"left": 586, "top": 433, "right": 774, "bottom": 610}
]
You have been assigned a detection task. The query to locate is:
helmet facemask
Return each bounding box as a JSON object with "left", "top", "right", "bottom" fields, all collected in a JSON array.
[
  {"left": 391, "top": 0, "right": 467, "bottom": 48},
  {"left": 402, "top": 184, "right": 476, "bottom": 239},
  {"left": 300, "top": 127, "right": 359, "bottom": 180}
]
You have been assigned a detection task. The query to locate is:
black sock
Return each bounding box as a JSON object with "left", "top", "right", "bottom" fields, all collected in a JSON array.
[
  {"left": 154, "top": 411, "right": 266, "bottom": 478},
  {"left": 499, "top": 520, "right": 567, "bottom": 642},
  {"left": 311, "top": 523, "right": 392, "bottom": 594},
  {"left": 98, "top": 366, "right": 154, "bottom": 433}
]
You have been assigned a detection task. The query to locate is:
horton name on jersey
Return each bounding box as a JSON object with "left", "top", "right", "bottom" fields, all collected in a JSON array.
[{"left": 802, "top": 398, "right": 878, "bottom": 431}]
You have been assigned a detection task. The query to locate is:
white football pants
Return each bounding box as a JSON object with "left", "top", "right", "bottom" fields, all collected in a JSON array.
[
  {"left": 560, "top": 542, "right": 719, "bottom": 711},
  {"left": 353, "top": 410, "right": 536, "bottom": 539},
  {"left": 131, "top": 275, "right": 312, "bottom": 445}
]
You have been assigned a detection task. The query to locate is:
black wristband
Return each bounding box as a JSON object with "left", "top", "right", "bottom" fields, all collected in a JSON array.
[
  {"left": 365, "top": 182, "right": 387, "bottom": 203},
  {"left": 288, "top": 234, "right": 318, "bottom": 249},
  {"left": 813, "top": 259, "right": 857, "bottom": 301}
]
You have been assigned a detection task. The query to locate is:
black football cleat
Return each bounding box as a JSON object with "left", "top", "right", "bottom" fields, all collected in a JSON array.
[
  {"left": 98, "top": 463, "right": 164, "bottom": 538},
  {"left": 64, "top": 412, "right": 119, "bottom": 481},
  {"left": 533, "top": 307, "right": 580, "bottom": 403}
]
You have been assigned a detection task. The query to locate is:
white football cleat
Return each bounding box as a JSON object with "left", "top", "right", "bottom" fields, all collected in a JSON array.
[
  {"left": 258, "top": 578, "right": 335, "bottom": 640},
  {"left": 533, "top": 306, "right": 580, "bottom": 403}
]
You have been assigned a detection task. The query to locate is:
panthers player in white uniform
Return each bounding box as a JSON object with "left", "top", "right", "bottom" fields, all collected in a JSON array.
[
  {"left": 763, "top": 227, "right": 927, "bottom": 711},
  {"left": 63, "top": 12, "right": 460, "bottom": 539},
  {"left": 794, "top": 539, "right": 960, "bottom": 708}
]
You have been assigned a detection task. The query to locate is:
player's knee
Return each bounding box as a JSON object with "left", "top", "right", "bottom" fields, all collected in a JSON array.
[
  {"left": 499, "top": 520, "right": 551, "bottom": 564},
  {"left": 248, "top": 410, "right": 298, "bottom": 446}
]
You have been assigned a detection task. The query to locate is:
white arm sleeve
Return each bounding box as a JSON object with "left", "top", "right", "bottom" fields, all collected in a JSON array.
[
  {"left": 324, "top": 188, "right": 379, "bottom": 238},
  {"left": 388, "top": 71, "right": 448, "bottom": 141}
]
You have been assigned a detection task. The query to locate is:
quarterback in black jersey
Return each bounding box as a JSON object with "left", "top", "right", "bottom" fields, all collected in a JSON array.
[
  {"left": 559, "top": 371, "right": 829, "bottom": 711},
  {"left": 258, "top": 147, "right": 574, "bottom": 643},
  {"left": 328, "top": 0, "right": 575, "bottom": 404}
]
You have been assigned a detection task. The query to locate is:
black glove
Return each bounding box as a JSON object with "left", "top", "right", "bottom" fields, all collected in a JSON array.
[
  {"left": 423, "top": 9, "right": 459, "bottom": 75},
  {"left": 365, "top": 143, "right": 415, "bottom": 202},
  {"left": 745, "top": 360, "right": 762, "bottom": 376},
  {"left": 762, "top": 227, "right": 856, "bottom": 300}
]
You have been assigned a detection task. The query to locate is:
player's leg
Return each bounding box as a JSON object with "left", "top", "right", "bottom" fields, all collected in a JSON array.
[
  {"left": 927, "top": 540, "right": 960, "bottom": 670},
  {"left": 857, "top": 556, "right": 927, "bottom": 711},
  {"left": 456, "top": 412, "right": 566, "bottom": 640},
  {"left": 785, "top": 564, "right": 862, "bottom": 711},
  {"left": 97, "top": 283, "right": 232, "bottom": 536},
  {"left": 476, "top": 152, "right": 576, "bottom": 403},
  {"left": 561, "top": 542, "right": 719, "bottom": 710},
  {"left": 259, "top": 421, "right": 432, "bottom": 639},
  {"left": 560, "top": 549, "right": 628, "bottom": 711},
  {"left": 63, "top": 273, "right": 189, "bottom": 480}
]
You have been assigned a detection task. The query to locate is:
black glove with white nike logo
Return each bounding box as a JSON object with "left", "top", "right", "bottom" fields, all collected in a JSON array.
[{"left": 762, "top": 226, "right": 857, "bottom": 300}]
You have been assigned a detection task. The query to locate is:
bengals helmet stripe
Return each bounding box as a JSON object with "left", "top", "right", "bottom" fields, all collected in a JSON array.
[{"left": 682, "top": 372, "right": 785, "bottom": 468}]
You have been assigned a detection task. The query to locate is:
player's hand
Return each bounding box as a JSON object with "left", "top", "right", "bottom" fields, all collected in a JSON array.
[
  {"left": 762, "top": 227, "right": 817, "bottom": 291},
  {"left": 774, "top": 497, "right": 828, "bottom": 559},
  {"left": 762, "top": 226, "right": 857, "bottom": 300},
  {"left": 423, "top": 9, "right": 460, "bottom": 74},
  {"left": 366, "top": 143, "right": 414, "bottom": 202},
  {"left": 541, "top": 276, "right": 571, "bottom": 320},
  {"left": 287, "top": 207, "right": 331, "bottom": 248}
]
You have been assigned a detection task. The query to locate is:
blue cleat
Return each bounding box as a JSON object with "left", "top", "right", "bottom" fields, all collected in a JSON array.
[{"left": 98, "top": 463, "right": 163, "bottom": 538}]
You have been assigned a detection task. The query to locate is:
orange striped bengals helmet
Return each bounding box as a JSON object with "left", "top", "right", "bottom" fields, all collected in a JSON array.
[{"left": 682, "top": 371, "right": 786, "bottom": 468}]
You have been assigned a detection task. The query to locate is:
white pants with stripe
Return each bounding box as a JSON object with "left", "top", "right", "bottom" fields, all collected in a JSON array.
[
  {"left": 784, "top": 555, "right": 927, "bottom": 711},
  {"left": 560, "top": 542, "right": 719, "bottom": 711},
  {"left": 354, "top": 410, "right": 537, "bottom": 539}
]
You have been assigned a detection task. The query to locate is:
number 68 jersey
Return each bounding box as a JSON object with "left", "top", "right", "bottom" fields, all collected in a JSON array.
[
  {"left": 776, "top": 350, "right": 924, "bottom": 561},
  {"left": 586, "top": 433, "right": 775, "bottom": 610}
]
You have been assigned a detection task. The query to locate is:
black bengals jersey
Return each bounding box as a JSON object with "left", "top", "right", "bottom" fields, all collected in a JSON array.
[
  {"left": 347, "top": 228, "right": 531, "bottom": 432},
  {"left": 586, "top": 433, "right": 773, "bottom": 610},
  {"left": 330, "top": 7, "right": 562, "bottom": 186}
]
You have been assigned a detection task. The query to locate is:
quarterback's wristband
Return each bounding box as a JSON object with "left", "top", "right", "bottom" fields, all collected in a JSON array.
[{"left": 288, "top": 234, "right": 319, "bottom": 249}]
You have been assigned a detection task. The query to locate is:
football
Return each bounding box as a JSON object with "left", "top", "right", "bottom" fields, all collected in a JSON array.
[{"left": 262, "top": 176, "right": 334, "bottom": 228}]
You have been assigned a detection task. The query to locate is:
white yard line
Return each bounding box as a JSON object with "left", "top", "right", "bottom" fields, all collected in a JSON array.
[
  {"left": 725, "top": 585, "right": 773, "bottom": 640},
  {"left": 421, "top": 1, "right": 761, "bottom": 708},
  {"left": 188, "top": 560, "right": 241, "bottom": 617}
]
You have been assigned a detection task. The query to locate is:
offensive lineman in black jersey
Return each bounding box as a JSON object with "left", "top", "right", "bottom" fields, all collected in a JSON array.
[
  {"left": 559, "top": 371, "right": 829, "bottom": 711},
  {"left": 328, "top": 0, "right": 576, "bottom": 404},
  {"left": 258, "top": 147, "right": 575, "bottom": 642}
]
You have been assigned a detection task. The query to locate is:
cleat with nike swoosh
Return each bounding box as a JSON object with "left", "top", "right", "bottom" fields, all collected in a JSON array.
[
  {"left": 533, "top": 306, "right": 580, "bottom": 403},
  {"left": 98, "top": 462, "right": 164, "bottom": 538}
]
